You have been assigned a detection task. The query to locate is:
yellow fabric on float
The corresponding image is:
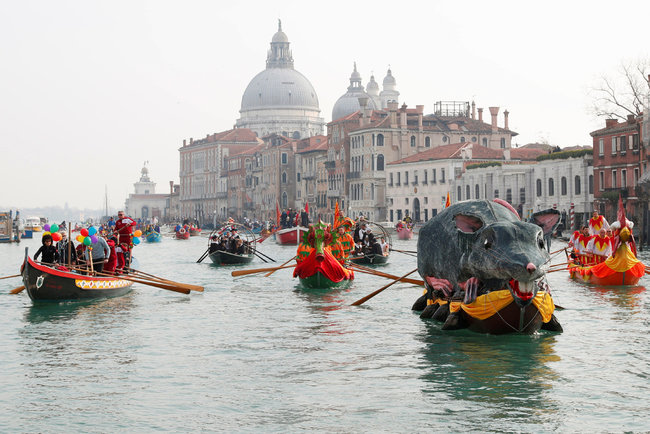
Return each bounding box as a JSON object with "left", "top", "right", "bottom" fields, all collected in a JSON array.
[
  {"left": 602, "top": 243, "right": 642, "bottom": 273},
  {"left": 447, "top": 289, "right": 554, "bottom": 323}
]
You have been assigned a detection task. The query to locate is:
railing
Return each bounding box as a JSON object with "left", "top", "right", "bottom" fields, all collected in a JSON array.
[{"left": 348, "top": 172, "right": 361, "bottom": 179}]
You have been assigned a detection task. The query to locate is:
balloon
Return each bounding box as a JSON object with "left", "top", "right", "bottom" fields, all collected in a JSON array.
[
  {"left": 175, "top": 225, "right": 181, "bottom": 231},
  {"left": 88, "top": 226, "right": 97, "bottom": 236},
  {"left": 132, "top": 237, "right": 141, "bottom": 245},
  {"left": 43, "top": 224, "right": 51, "bottom": 232},
  {"left": 80, "top": 228, "right": 89, "bottom": 237},
  {"left": 134, "top": 230, "right": 142, "bottom": 237},
  {"left": 42, "top": 231, "right": 51, "bottom": 237},
  {"left": 90, "top": 235, "right": 98, "bottom": 244},
  {"left": 50, "top": 224, "right": 59, "bottom": 233},
  {"left": 51, "top": 232, "right": 62, "bottom": 242},
  {"left": 76, "top": 235, "right": 84, "bottom": 242},
  {"left": 83, "top": 237, "right": 92, "bottom": 246}
]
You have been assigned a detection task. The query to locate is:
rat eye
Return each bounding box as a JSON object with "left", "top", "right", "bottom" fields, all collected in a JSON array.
[
  {"left": 484, "top": 237, "right": 492, "bottom": 249},
  {"left": 538, "top": 236, "right": 545, "bottom": 249}
]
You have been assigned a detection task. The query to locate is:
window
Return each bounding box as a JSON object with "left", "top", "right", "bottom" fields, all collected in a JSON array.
[
  {"left": 423, "top": 171, "right": 428, "bottom": 184},
  {"left": 425, "top": 137, "right": 431, "bottom": 147},
  {"left": 397, "top": 209, "right": 402, "bottom": 221},
  {"left": 377, "top": 154, "right": 384, "bottom": 171},
  {"left": 441, "top": 168, "right": 446, "bottom": 183},
  {"left": 475, "top": 184, "right": 480, "bottom": 199},
  {"left": 519, "top": 188, "right": 526, "bottom": 204},
  {"left": 389, "top": 172, "right": 393, "bottom": 186},
  {"left": 482, "top": 138, "right": 487, "bottom": 146},
  {"left": 432, "top": 208, "right": 438, "bottom": 217},
  {"left": 443, "top": 136, "right": 448, "bottom": 143},
  {"left": 561, "top": 176, "right": 567, "bottom": 195},
  {"left": 548, "top": 178, "right": 555, "bottom": 196},
  {"left": 410, "top": 136, "right": 416, "bottom": 147},
  {"left": 598, "top": 172, "right": 604, "bottom": 191},
  {"left": 424, "top": 209, "right": 428, "bottom": 221},
  {"left": 621, "top": 169, "right": 627, "bottom": 188},
  {"left": 611, "top": 137, "right": 617, "bottom": 155},
  {"left": 396, "top": 172, "right": 401, "bottom": 186},
  {"left": 612, "top": 170, "right": 617, "bottom": 189},
  {"left": 460, "top": 136, "right": 465, "bottom": 143},
  {"left": 599, "top": 139, "right": 604, "bottom": 156},
  {"left": 466, "top": 185, "right": 470, "bottom": 199},
  {"left": 297, "top": 173, "right": 301, "bottom": 182},
  {"left": 472, "top": 137, "right": 477, "bottom": 142},
  {"left": 575, "top": 175, "right": 581, "bottom": 195},
  {"left": 536, "top": 179, "right": 542, "bottom": 197},
  {"left": 494, "top": 189, "right": 499, "bottom": 198},
  {"left": 282, "top": 172, "right": 287, "bottom": 184},
  {"left": 500, "top": 138, "right": 506, "bottom": 148},
  {"left": 414, "top": 171, "right": 418, "bottom": 185},
  {"left": 620, "top": 136, "right": 627, "bottom": 154},
  {"left": 633, "top": 134, "right": 640, "bottom": 150},
  {"left": 506, "top": 188, "right": 512, "bottom": 203},
  {"left": 405, "top": 171, "right": 409, "bottom": 184},
  {"left": 590, "top": 174, "right": 594, "bottom": 194},
  {"left": 432, "top": 169, "right": 437, "bottom": 183},
  {"left": 457, "top": 186, "right": 462, "bottom": 200},
  {"left": 281, "top": 153, "right": 288, "bottom": 164},
  {"left": 634, "top": 168, "right": 639, "bottom": 186},
  {"left": 377, "top": 134, "right": 384, "bottom": 146}
]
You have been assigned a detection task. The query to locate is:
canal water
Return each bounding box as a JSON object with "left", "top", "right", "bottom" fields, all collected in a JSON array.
[{"left": 1, "top": 233, "right": 649, "bottom": 432}]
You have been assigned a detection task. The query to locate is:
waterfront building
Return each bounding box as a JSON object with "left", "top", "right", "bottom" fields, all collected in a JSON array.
[{"left": 124, "top": 164, "right": 169, "bottom": 221}]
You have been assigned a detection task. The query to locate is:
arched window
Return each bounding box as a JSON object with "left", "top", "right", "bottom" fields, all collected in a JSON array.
[
  {"left": 282, "top": 172, "right": 287, "bottom": 184},
  {"left": 536, "top": 179, "right": 542, "bottom": 197},
  {"left": 377, "top": 154, "right": 384, "bottom": 171},
  {"left": 377, "top": 134, "right": 384, "bottom": 146},
  {"left": 461, "top": 136, "right": 466, "bottom": 143},
  {"left": 475, "top": 184, "right": 480, "bottom": 199},
  {"left": 410, "top": 136, "right": 416, "bottom": 147},
  {"left": 482, "top": 138, "right": 487, "bottom": 146},
  {"left": 425, "top": 137, "right": 431, "bottom": 147},
  {"left": 548, "top": 178, "right": 555, "bottom": 196},
  {"left": 457, "top": 186, "right": 462, "bottom": 200},
  {"left": 465, "top": 185, "right": 470, "bottom": 199},
  {"left": 561, "top": 176, "right": 567, "bottom": 195},
  {"left": 589, "top": 175, "right": 594, "bottom": 194},
  {"left": 575, "top": 175, "right": 581, "bottom": 195},
  {"left": 292, "top": 131, "right": 300, "bottom": 139},
  {"left": 282, "top": 192, "right": 288, "bottom": 208}
]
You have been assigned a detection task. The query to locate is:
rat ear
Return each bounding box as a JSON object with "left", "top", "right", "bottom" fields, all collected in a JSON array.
[
  {"left": 532, "top": 209, "right": 561, "bottom": 236},
  {"left": 454, "top": 214, "right": 483, "bottom": 233}
]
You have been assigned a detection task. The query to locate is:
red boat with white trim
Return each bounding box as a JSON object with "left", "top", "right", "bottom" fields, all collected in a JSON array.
[{"left": 275, "top": 226, "right": 308, "bottom": 245}]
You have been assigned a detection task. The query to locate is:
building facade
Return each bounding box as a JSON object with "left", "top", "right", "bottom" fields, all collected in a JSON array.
[{"left": 124, "top": 165, "right": 169, "bottom": 221}]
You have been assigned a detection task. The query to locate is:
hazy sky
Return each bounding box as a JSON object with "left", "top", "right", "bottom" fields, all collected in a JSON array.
[{"left": 1, "top": 0, "right": 648, "bottom": 210}]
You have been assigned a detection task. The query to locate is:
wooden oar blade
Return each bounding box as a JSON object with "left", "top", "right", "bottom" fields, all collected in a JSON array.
[
  {"left": 232, "top": 264, "right": 295, "bottom": 277},
  {"left": 351, "top": 269, "right": 418, "bottom": 306},
  {"left": 0, "top": 274, "right": 21, "bottom": 280},
  {"left": 10, "top": 285, "right": 25, "bottom": 294}
]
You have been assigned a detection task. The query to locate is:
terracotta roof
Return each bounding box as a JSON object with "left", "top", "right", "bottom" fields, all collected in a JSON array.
[
  {"left": 186, "top": 128, "right": 261, "bottom": 148},
  {"left": 297, "top": 136, "right": 328, "bottom": 153},
  {"left": 509, "top": 147, "right": 548, "bottom": 160}
]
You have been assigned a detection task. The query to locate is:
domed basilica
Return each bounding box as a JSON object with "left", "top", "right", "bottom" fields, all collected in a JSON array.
[
  {"left": 236, "top": 21, "right": 325, "bottom": 139},
  {"left": 332, "top": 64, "right": 400, "bottom": 121}
]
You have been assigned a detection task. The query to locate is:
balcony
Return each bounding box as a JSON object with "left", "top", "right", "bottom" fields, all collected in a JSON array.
[
  {"left": 325, "top": 161, "right": 336, "bottom": 169},
  {"left": 348, "top": 171, "right": 361, "bottom": 179},
  {"left": 215, "top": 192, "right": 227, "bottom": 199}
]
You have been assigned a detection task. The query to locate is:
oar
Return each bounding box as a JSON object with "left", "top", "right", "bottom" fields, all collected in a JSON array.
[
  {"left": 264, "top": 255, "right": 296, "bottom": 277},
  {"left": 66, "top": 265, "right": 195, "bottom": 294},
  {"left": 232, "top": 263, "right": 296, "bottom": 277},
  {"left": 254, "top": 250, "right": 276, "bottom": 262},
  {"left": 196, "top": 248, "right": 210, "bottom": 263},
  {"left": 390, "top": 248, "right": 418, "bottom": 254},
  {"left": 253, "top": 251, "right": 269, "bottom": 263},
  {"left": 127, "top": 268, "right": 204, "bottom": 292},
  {"left": 351, "top": 268, "right": 418, "bottom": 306},
  {"left": 350, "top": 264, "right": 424, "bottom": 286},
  {"left": 10, "top": 285, "right": 25, "bottom": 294},
  {"left": 0, "top": 274, "right": 20, "bottom": 280},
  {"left": 549, "top": 247, "right": 567, "bottom": 255}
]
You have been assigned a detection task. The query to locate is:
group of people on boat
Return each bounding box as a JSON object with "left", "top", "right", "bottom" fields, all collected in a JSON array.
[
  {"left": 33, "top": 210, "right": 137, "bottom": 274},
  {"left": 352, "top": 217, "right": 389, "bottom": 257},
  {"left": 395, "top": 215, "right": 413, "bottom": 230},
  {"left": 280, "top": 207, "right": 309, "bottom": 229},
  {"left": 209, "top": 225, "right": 250, "bottom": 256},
  {"left": 568, "top": 210, "right": 633, "bottom": 265}
]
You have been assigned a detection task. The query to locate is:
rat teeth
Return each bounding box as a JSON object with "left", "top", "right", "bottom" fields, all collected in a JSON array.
[{"left": 517, "top": 280, "right": 534, "bottom": 294}]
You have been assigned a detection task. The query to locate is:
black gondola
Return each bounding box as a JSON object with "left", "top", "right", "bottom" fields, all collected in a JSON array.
[
  {"left": 207, "top": 223, "right": 257, "bottom": 266},
  {"left": 21, "top": 248, "right": 133, "bottom": 302},
  {"left": 348, "top": 221, "right": 392, "bottom": 266}
]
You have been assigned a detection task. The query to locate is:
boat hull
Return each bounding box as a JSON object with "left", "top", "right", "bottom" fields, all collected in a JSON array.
[
  {"left": 396, "top": 228, "right": 413, "bottom": 240},
  {"left": 299, "top": 271, "right": 352, "bottom": 289},
  {"left": 189, "top": 229, "right": 201, "bottom": 237},
  {"left": 145, "top": 232, "right": 162, "bottom": 243},
  {"left": 349, "top": 253, "right": 389, "bottom": 265},
  {"left": 463, "top": 301, "right": 545, "bottom": 334},
  {"left": 175, "top": 231, "right": 190, "bottom": 240},
  {"left": 276, "top": 227, "right": 308, "bottom": 245},
  {"left": 22, "top": 256, "right": 133, "bottom": 302},
  {"left": 208, "top": 250, "right": 254, "bottom": 266},
  {"left": 570, "top": 267, "right": 640, "bottom": 286}
]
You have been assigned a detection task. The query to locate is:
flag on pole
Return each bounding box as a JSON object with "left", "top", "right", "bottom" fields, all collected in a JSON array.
[
  {"left": 305, "top": 202, "right": 309, "bottom": 214},
  {"left": 276, "top": 200, "right": 281, "bottom": 226},
  {"left": 334, "top": 201, "right": 340, "bottom": 223},
  {"left": 445, "top": 192, "right": 451, "bottom": 208}
]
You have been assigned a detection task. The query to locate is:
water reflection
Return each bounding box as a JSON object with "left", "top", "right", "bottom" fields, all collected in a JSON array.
[
  {"left": 293, "top": 284, "right": 351, "bottom": 335},
  {"left": 416, "top": 319, "right": 561, "bottom": 428},
  {"left": 585, "top": 285, "right": 646, "bottom": 311}
]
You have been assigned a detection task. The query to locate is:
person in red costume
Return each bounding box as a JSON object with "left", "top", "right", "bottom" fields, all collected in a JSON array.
[
  {"left": 114, "top": 210, "right": 136, "bottom": 268},
  {"left": 588, "top": 210, "right": 609, "bottom": 236}
]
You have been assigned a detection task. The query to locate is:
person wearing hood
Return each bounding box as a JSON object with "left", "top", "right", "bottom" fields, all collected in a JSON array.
[{"left": 34, "top": 234, "right": 59, "bottom": 264}]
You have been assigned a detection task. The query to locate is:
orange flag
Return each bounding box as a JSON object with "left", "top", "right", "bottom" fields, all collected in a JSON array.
[
  {"left": 334, "top": 201, "right": 340, "bottom": 223},
  {"left": 445, "top": 192, "right": 451, "bottom": 208},
  {"left": 276, "top": 200, "right": 281, "bottom": 226}
]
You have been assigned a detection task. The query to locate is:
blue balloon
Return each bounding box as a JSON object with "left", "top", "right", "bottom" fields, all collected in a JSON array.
[
  {"left": 132, "top": 237, "right": 141, "bottom": 245},
  {"left": 88, "top": 226, "right": 97, "bottom": 236},
  {"left": 175, "top": 225, "right": 181, "bottom": 231}
]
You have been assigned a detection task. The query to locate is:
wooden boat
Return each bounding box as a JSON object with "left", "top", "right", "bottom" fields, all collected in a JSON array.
[
  {"left": 349, "top": 221, "right": 392, "bottom": 265},
  {"left": 395, "top": 222, "right": 413, "bottom": 240},
  {"left": 208, "top": 250, "right": 254, "bottom": 266},
  {"left": 276, "top": 226, "right": 309, "bottom": 245},
  {"left": 145, "top": 231, "right": 162, "bottom": 243},
  {"left": 293, "top": 221, "right": 354, "bottom": 289},
  {"left": 569, "top": 242, "right": 644, "bottom": 286},
  {"left": 417, "top": 288, "right": 558, "bottom": 334},
  {"left": 21, "top": 249, "right": 133, "bottom": 302},
  {"left": 189, "top": 227, "right": 201, "bottom": 236},
  {"left": 349, "top": 252, "right": 389, "bottom": 265},
  {"left": 0, "top": 211, "right": 20, "bottom": 243},
  {"left": 206, "top": 223, "right": 257, "bottom": 266},
  {"left": 175, "top": 228, "right": 190, "bottom": 240}
]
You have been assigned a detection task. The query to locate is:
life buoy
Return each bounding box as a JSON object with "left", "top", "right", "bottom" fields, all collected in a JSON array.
[{"left": 179, "top": 228, "right": 186, "bottom": 234}]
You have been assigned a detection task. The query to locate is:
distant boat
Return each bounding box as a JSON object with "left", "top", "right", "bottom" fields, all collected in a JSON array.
[
  {"left": 145, "top": 231, "right": 162, "bottom": 243},
  {"left": 276, "top": 226, "right": 308, "bottom": 245},
  {"left": 0, "top": 211, "right": 20, "bottom": 243},
  {"left": 24, "top": 216, "right": 42, "bottom": 232}
]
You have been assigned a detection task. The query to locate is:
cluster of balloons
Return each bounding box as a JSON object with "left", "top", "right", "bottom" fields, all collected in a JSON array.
[
  {"left": 75, "top": 226, "right": 100, "bottom": 246},
  {"left": 42, "top": 223, "right": 62, "bottom": 241},
  {"left": 133, "top": 230, "right": 142, "bottom": 245}
]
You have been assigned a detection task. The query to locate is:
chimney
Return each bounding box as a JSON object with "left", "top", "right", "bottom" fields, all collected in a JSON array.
[
  {"left": 489, "top": 107, "right": 499, "bottom": 132},
  {"left": 400, "top": 103, "right": 407, "bottom": 128},
  {"left": 388, "top": 101, "right": 399, "bottom": 127},
  {"left": 183, "top": 139, "right": 186, "bottom": 147},
  {"left": 478, "top": 108, "right": 483, "bottom": 122},
  {"left": 471, "top": 101, "right": 476, "bottom": 120},
  {"left": 416, "top": 105, "right": 424, "bottom": 129},
  {"left": 627, "top": 114, "right": 636, "bottom": 124},
  {"left": 605, "top": 119, "right": 618, "bottom": 128},
  {"left": 503, "top": 109, "right": 509, "bottom": 130},
  {"left": 169, "top": 180, "right": 174, "bottom": 194},
  {"left": 190, "top": 137, "right": 194, "bottom": 145},
  {"left": 358, "top": 96, "right": 368, "bottom": 127}
]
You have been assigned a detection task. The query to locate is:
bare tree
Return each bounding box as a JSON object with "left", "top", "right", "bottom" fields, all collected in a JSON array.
[{"left": 590, "top": 59, "right": 650, "bottom": 121}]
